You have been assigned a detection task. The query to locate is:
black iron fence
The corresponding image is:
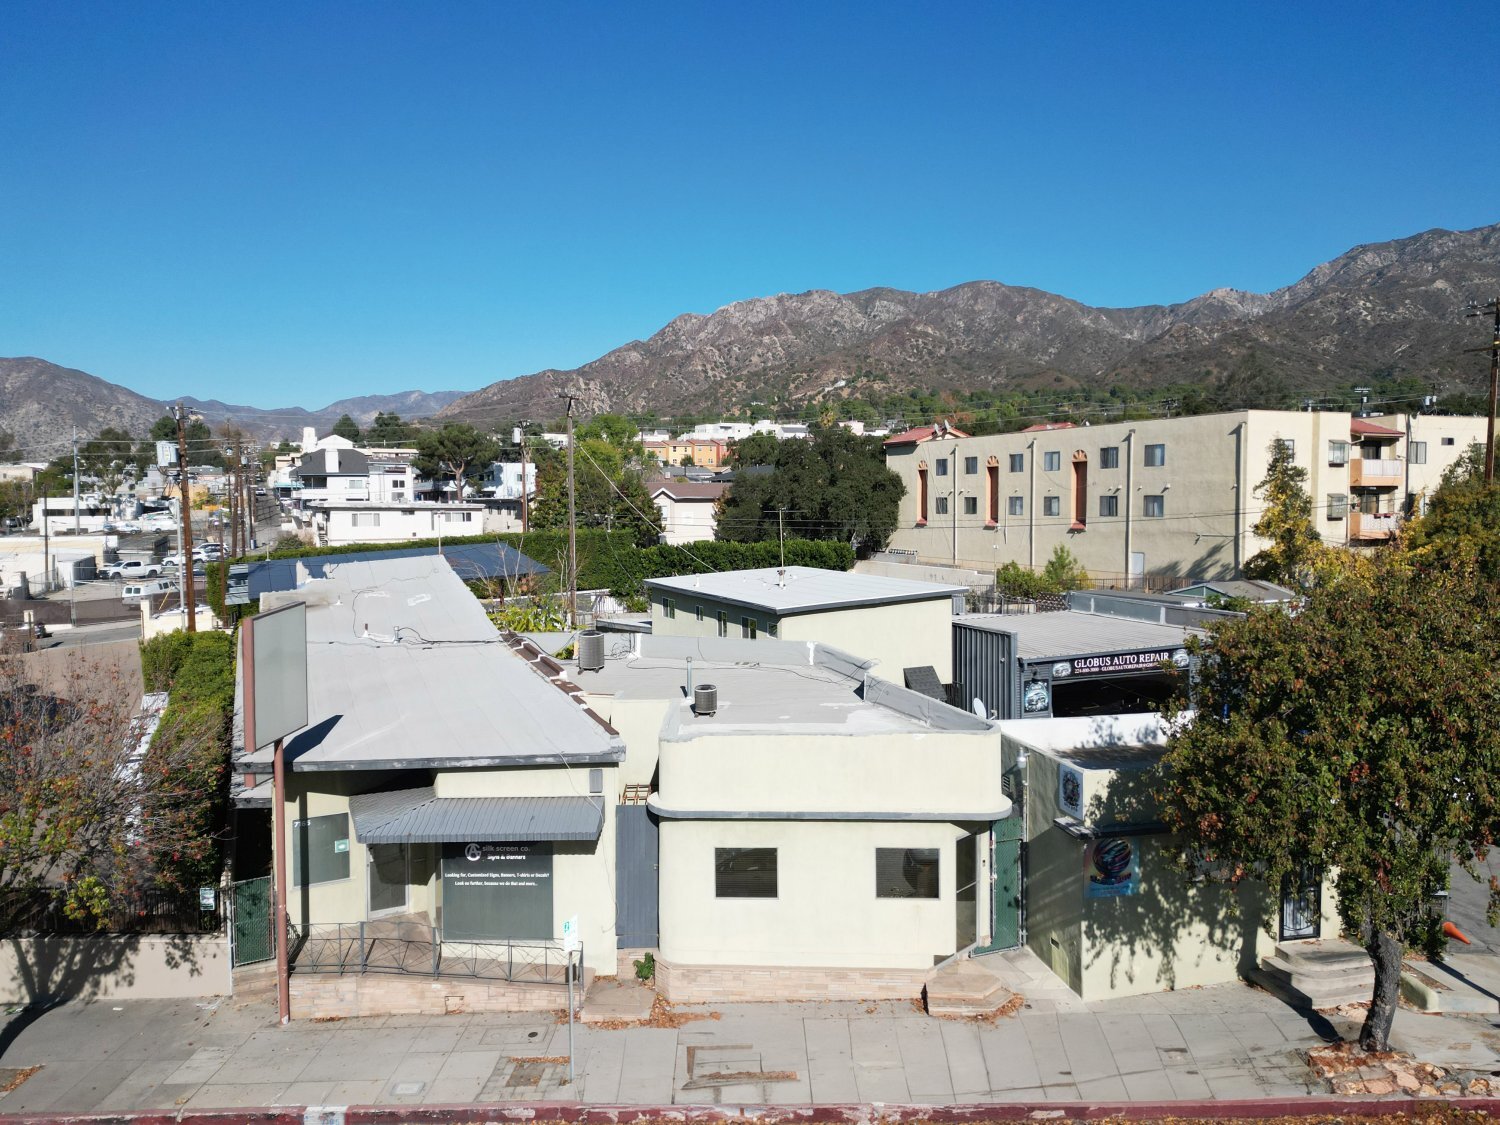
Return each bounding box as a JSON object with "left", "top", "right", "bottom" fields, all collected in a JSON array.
[
  {"left": 2, "top": 886, "right": 223, "bottom": 935},
  {"left": 292, "top": 919, "right": 573, "bottom": 985}
]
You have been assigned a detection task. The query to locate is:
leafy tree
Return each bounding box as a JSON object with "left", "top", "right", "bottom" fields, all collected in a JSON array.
[
  {"left": 1159, "top": 551, "right": 1500, "bottom": 1050},
  {"left": 330, "top": 413, "right": 362, "bottom": 443},
  {"left": 530, "top": 438, "right": 662, "bottom": 547},
  {"left": 994, "top": 545, "right": 1091, "bottom": 599},
  {"left": 1040, "top": 544, "right": 1090, "bottom": 591},
  {"left": 413, "top": 423, "right": 500, "bottom": 501},
  {"left": 79, "top": 427, "right": 137, "bottom": 496},
  {"left": 0, "top": 650, "right": 225, "bottom": 929},
  {"left": 576, "top": 413, "right": 640, "bottom": 451},
  {"left": 367, "top": 412, "right": 414, "bottom": 446},
  {"left": 1242, "top": 439, "right": 1327, "bottom": 588},
  {"left": 1404, "top": 443, "right": 1500, "bottom": 582},
  {"left": 716, "top": 425, "right": 905, "bottom": 556},
  {"left": 0, "top": 480, "right": 31, "bottom": 522}
]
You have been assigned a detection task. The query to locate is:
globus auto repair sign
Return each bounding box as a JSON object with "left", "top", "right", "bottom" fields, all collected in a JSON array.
[{"left": 1050, "top": 648, "right": 1191, "bottom": 679}]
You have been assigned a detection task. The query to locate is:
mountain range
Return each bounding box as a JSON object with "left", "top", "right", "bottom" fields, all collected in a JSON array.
[
  {"left": 436, "top": 222, "right": 1500, "bottom": 427},
  {"left": 0, "top": 358, "right": 462, "bottom": 459},
  {"left": 4, "top": 221, "right": 1497, "bottom": 458}
]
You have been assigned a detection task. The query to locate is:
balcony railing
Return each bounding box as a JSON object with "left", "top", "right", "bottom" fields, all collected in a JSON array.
[
  {"left": 1349, "top": 460, "right": 1402, "bottom": 488},
  {"left": 1350, "top": 511, "right": 1400, "bottom": 540}
]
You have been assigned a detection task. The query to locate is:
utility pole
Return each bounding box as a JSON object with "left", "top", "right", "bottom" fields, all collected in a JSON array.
[
  {"left": 173, "top": 404, "right": 198, "bottom": 632},
  {"left": 72, "top": 430, "right": 80, "bottom": 536},
  {"left": 559, "top": 394, "right": 579, "bottom": 628},
  {"left": 1465, "top": 298, "right": 1500, "bottom": 483},
  {"left": 517, "top": 422, "right": 531, "bottom": 533}
]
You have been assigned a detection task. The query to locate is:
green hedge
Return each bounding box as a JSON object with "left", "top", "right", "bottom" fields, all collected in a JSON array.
[
  {"left": 138, "top": 631, "right": 235, "bottom": 892},
  {"left": 211, "top": 532, "right": 854, "bottom": 603}
]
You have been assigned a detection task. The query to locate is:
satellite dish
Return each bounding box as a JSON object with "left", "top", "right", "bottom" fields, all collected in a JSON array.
[{"left": 971, "top": 697, "right": 987, "bottom": 718}]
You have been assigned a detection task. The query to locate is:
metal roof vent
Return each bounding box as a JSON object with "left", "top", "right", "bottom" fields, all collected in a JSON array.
[
  {"left": 577, "top": 629, "right": 605, "bottom": 672},
  {"left": 693, "top": 683, "right": 718, "bottom": 717}
]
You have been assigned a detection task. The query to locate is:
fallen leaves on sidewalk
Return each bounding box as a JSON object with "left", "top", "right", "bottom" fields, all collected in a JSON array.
[{"left": 0, "top": 1067, "right": 40, "bottom": 1094}]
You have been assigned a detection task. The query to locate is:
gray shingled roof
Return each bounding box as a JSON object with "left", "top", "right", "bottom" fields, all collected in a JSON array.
[
  {"left": 348, "top": 786, "right": 604, "bottom": 844},
  {"left": 293, "top": 447, "right": 370, "bottom": 477}
]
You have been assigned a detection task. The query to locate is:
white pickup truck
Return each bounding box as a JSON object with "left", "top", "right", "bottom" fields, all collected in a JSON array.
[{"left": 99, "top": 558, "right": 163, "bottom": 580}]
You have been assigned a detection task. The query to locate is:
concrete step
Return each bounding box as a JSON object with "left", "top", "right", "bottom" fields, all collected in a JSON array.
[
  {"left": 1401, "top": 960, "right": 1500, "bottom": 1014},
  {"left": 1275, "top": 937, "right": 1372, "bottom": 975},
  {"left": 581, "top": 975, "right": 657, "bottom": 1025},
  {"left": 1252, "top": 954, "right": 1375, "bottom": 1010},
  {"left": 924, "top": 959, "right": 1014, "bottom": 1017}
]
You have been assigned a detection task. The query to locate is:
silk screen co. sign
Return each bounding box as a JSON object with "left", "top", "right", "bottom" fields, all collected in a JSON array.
[
  {"left": 441, "top": 842, "right": 553, "bottom": 942},
  {"left": 1050, "top": 648, "right": 1191, "bottom": 679}
]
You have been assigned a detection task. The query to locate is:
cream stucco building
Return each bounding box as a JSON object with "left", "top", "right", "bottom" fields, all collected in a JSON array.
[
  {"left": 645, "top": 566, "right": 964, "bottom": 684},
  {"left": 884, "top": 410, "right": 1488, "bottom": 586}
]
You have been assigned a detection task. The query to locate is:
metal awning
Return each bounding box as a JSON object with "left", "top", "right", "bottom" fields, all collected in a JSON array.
[{"left": 349, "top": 786, "right": 605, "bottom": 844}]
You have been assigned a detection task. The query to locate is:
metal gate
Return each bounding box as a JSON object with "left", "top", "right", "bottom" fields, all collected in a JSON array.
[
  {"left": 615, "top": 804, "right": 659, "bottom": 948},
  {"left": 231, "top": 876, "right": 275, "bottom": 967},
  {"left": 1280, "top": 865, "right": 1321, "bottom": 940}
]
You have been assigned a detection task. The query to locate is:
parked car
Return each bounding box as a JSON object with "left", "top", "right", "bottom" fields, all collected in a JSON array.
[{"left": 100, "top": 559, "right": 162, "bottom": 580}]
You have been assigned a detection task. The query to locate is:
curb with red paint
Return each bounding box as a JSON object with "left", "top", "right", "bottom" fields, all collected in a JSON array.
[{"left": 5, "top": 1100, "right": 1500, "bottom": 1125}]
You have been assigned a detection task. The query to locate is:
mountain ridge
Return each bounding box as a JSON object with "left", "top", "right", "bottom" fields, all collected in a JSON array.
[{"left": 437, "top": 221, "right": 1500, "bottom": 426}]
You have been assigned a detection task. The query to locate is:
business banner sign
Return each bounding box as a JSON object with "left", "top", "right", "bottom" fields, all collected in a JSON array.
[{"left": 1051, "top": 648, "right": 1191, "bottom": 679}]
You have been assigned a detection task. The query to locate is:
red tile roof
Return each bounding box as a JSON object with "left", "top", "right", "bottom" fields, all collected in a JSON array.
[
  {"left": 882, "top": 422, "right": 971, "bottom": 447},
  {"left": 1351, "top": 417, "right": 1402, "bottom": 437}
]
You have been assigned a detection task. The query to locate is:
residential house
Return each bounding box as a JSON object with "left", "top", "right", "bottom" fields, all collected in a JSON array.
[{"left": 650, "top": 480, "right": 728, "bottom": 544}]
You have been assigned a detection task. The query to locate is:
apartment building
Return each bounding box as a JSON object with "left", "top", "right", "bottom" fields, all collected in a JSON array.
[{"left": 884, "top": 410, "right": 1487, "bottom": 585}]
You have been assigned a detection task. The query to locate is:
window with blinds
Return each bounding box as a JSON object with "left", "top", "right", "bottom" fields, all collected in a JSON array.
[
  {"left": 875, "top": 848, "right": 940, "bottom": 899},
  {"left": 715, "top": 848, "right": 777, "bottom": 897}
]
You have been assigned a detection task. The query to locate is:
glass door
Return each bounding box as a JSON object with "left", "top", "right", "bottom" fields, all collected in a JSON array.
[{"left": 368, "top": 843, "right": 408, "bottom": 916}]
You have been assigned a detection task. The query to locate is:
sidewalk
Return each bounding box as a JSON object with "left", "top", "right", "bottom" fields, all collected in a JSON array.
[{"left": 3, "top": 976, "right": 1444, "bottom": 1113}]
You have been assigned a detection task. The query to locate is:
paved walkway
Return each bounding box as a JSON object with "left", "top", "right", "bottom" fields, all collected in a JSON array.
[{"left": 4, "top": 952, "right": 1500, "bottom": 1114}]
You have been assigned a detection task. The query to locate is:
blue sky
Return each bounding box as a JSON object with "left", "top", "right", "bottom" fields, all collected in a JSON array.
[{"left": 3, "top": 1, "right": 1495, "bottom": 408}]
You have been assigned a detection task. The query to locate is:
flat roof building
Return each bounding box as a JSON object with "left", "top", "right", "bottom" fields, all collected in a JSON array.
[{"left": 645, "top": 565, "right": 966, "bottom": 682}]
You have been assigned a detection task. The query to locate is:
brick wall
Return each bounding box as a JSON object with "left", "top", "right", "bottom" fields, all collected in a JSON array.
[
  {"left": 654, "top": 957, "right": 928, "bottom": 1004},
  {"left": 287, "top": 972, "right": 575, "bottom": 1019}
]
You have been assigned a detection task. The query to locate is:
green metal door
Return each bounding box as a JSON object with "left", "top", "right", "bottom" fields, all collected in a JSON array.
[
  {"left": 986, "top": 816, "right": 1023, "bottom": 951},
  {"left": 231, "top": 876, "right": 274, "bottom": 967}
]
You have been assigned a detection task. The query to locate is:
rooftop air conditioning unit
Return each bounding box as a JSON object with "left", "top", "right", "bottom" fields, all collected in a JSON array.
[
  {"left": 577, "top": 629, "right": 605, "bottom": 672},
  {"left": 693, "top": 683, "right": 718, "bottom": 717}
]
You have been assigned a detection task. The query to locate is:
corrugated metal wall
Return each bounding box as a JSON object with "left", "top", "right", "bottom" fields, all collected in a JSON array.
[{"left": 952, "top": 623, "right": 1016, "bottom": 721}]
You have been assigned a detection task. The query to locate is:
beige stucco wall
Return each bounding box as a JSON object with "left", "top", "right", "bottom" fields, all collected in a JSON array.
[
  {"left": 581, "top": 696, "right": 670, "bottom": 789},
  {"left": 0, "top": 935, "right": 232, "bottom": 1003},
  {"left": 284, "top": 765, "right": 618, "bottom": 975},
  {"left": 656, "top": 729, "right": 1004, "bottom": 818},
  {"left": 657, "top": 818, "right": 991, "bottom": 970},
  {"left": 885, "top": 410, "right": 1491, "bottom": 584},
  {"left": 1020, "top": 744, "right": 1336, "bottom": 1001},
  {"left": 651, "top": 593, "right": 954, "bottom": 682},
  {"left": 1406, "top": 415, "right": 1488, "bottom": 507}
]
